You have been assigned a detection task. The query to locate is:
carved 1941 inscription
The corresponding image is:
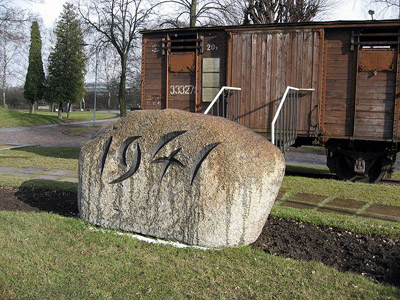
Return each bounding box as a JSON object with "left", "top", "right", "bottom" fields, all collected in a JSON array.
[
  {"left": 100, "top": 131, "right": 220, "bottom": 185},
  {"left": 79, "top": 109, "right": 285, "bottom": 248}
]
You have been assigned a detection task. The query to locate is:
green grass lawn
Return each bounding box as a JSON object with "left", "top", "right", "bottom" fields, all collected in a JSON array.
[
  {"left": 0, "top": 107, "right": 117, "bottom": 127},
  {"left": 0, "top": 211, "right": 398, "bottom": 300},
  {"left": 0, "top": 146, "right": 399, "bottom": 238},
  {"left": 0, "top": 146, "right": 399, "bottom": 298},
  {"left": 0, "top": 146, "right": 80, "bottom": 170}
]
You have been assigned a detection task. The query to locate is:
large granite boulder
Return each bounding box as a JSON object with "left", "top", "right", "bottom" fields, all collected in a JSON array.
[{"left": 78, "top": 109, "right": 285, "bottom": 248}]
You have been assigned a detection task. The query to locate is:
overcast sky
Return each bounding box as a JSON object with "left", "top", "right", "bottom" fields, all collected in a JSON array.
[{"left": 14, "top": 0, "right": 399, "bottom": 29}]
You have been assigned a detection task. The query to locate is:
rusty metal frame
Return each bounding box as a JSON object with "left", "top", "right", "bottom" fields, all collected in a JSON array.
[
  {"left": 226, "top": 32, "right": 234, "bottom": 87},
  {"left": 195, "top": 32, "right": 201, "bottom": 112},
  {"left": 165, "top": 34, "right": 170, "bottom": 109},
  {"left": 393, "top": 30, "right": 400, "bottom": 141},
  {"left": 351, "top": 32, "right": 360, "bottom": 139},
  {"left": 353, "top": 41, "right": 400, "bottom": 46},
  {"left": 318, "top": 29, "right": 326, "bottom": 135},
  {"left": 141, "top": 37, "right": 146, "bottom": 109}
]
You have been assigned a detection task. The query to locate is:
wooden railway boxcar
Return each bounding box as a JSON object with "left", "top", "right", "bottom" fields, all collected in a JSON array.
[{"left": 141, "top": 20, "right": 400, "bottom": 183}]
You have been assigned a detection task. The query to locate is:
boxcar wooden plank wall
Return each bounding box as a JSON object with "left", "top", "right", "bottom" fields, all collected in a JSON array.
[
  {"left": 228, "top": 29, "right": 322, "bottom": 135},
  {"left": 355, "top": 71, "right": 395, "bottom": 139},
  {"left": 142, "top": 34, "right": 166, "bottom": 110},
  {"left": 142, "top": 30, "right": 226, "bottom": 112},
  {"left": 323, "top": 30, "right": 354, "bottom": 138},
  {"left": 323, "top": 28, "right": 399, "bottom": 141},
  {"left": 141, "top": 22, "right": 400, "bottom": 145}
]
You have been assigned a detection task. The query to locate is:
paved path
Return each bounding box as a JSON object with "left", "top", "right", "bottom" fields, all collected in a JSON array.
[
  {"left": 0, "top": 118, "right": 118, "bottom": 147},
  {"left": 0, "top": 166, "right": 78, "bottom": 183},
  {"left": 275, "top": 189, "right": 400, "bottom": 223}
]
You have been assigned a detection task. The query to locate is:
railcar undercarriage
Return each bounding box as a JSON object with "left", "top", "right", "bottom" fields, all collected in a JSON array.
[{"left": 325, "top": 140, "right": 398, "bottom": 183}]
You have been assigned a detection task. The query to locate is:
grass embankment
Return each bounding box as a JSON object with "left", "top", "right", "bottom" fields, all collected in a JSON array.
[
  {"left": 0, "top": 211, "right": 399, "bottom": 300},
  {"left": 0, "top": 107, "right": 117, "bottom": 127}
]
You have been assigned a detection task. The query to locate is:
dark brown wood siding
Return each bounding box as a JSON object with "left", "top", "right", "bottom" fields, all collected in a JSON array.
[
  {"left": 354, "top": 72, "right": 395, "bottom": 139},
  {"left": 141, "top": 31, "right": 226, "bottom": 112},
  {"left": 323, "top": 30, "right": 354, "bottom": 137},
  {"left": 141, "top": 34, "right": 166, "bottom": 110},
  {"left": 229, "top": 30, "right": 322, "bottom": 135},
  {"left": 323, "top": 30, "right": 398, "bottom": 141}
]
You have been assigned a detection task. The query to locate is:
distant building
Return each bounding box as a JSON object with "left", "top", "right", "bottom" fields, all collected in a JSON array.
[{"left": 85, "top": 82, "right": 108, "bottom": 94}]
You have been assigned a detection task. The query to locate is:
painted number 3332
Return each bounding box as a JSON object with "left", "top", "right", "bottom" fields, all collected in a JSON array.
[{"left": 170, "top": 85, "right": 195, "bottom": 95}]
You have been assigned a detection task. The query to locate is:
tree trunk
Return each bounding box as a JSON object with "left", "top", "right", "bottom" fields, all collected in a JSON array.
[
  {"left": 190, "top": 0, "right": 197, "bottom": 27},
  {"left": 118, "top": 53, "right": 127, "bottom": 117},
  {"left": 30, "top": 102, "right": 35, "bottom": 114},
  {"left": 108, "top": 91, "right": 111, "bottom": 110},
  {"left": 67, "top": 103, "right": 72, "bottom": 118},
  {"left": 2, "top": 42, "right": 7, "bottom": 109},
  {"left": 58, "top": 103, "right": 63, "bottom": 119}
]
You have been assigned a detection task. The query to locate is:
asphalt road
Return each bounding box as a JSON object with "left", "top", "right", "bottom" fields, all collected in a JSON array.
[{"left": 0, "top": 118, "right": 117, "bottom": 148}]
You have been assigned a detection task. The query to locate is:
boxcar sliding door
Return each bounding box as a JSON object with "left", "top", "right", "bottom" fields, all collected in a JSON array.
[
  {"left": 352, "top": 30, "right": 399, "bottom": 140},
  {"left": 163, "top": 34, "right": 202, "bottom": 112}
]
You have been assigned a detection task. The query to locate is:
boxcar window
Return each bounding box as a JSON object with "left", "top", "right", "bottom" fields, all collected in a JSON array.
[{"left": 202, "top": 58, "right": 220, "bottom": 102}]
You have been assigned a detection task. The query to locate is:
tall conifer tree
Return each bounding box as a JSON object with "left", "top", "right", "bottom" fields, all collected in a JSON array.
[
  {"left": 24, "top": 21, "right": 45, "bottom": 114},
  {"left": 45, "top": 3, "right": 86, "bottom": 119}
]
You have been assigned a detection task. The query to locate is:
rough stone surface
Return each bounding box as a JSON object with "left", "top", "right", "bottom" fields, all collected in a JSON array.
[{"left": 78, "top": 109, "right": 285, "bottom": 247}]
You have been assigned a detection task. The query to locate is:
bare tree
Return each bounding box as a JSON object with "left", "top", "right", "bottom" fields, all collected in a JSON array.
[
  {"left": 0, "top": 1, "right": 32, "bottom": 108},
  {"left": 77, "top": 0, "right": 156, "bottom": 117},
  {"left": 243, "top": 0, "right": 341, "bottom": 24},
  {"left": 367, "top": 0, "right": 400, "bottom": 18},
  {"left": 371, "top": 0, "right": 399, "bottom": 7},
  {"left": 98, "top": 46, "right": 120, "bottom": 109},
  {"left": 157, "top": 0, "right": 241, "bottom": 27}
]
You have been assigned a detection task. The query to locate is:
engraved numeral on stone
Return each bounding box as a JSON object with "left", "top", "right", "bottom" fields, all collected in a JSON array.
[
  {"left": 99, "top": 136, "right": 113, "bottom": 176},
  {"left": 190, "top": 142, "right": 220, "bottom": 185},
  {"left": 110, "top": 143, "right": 141, "bottom": 184},
  {"left": 119, "top": 136, "right": 141, "bottom": 166},
  {"left": 152, "top": 148, "right": 185, "bottom": 182},
  {"left": 151, "top": 131, "right": 187, "bottom": 158}
]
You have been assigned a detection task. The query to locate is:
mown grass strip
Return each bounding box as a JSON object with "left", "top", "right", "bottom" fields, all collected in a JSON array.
[
  {"left": 0, "top": 177, "right": 77, "bottom": 192},
  {"left": 0, "top": 211, "right": 398, "bottom": 300},
  {"left": 0, "top": 107, "right": 117, "bottom": 128},
  {"left": 0, "top": 146, "right": 80, "bottom": 170}
]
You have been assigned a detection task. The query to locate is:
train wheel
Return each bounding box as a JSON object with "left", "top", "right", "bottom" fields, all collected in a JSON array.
[{"left": 334, "top": 153, "right": 386, "bottom": 184}]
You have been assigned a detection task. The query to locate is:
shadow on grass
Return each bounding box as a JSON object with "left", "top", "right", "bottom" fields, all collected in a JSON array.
[
  {"left": 9, "top": 145, "right": 80, "bottom": 160},
  {"left": 13, "top": 179, "right": 78, "bottom": 217},
  {"left": 285, "top": 164, "right": 337, "bottom": 179}
]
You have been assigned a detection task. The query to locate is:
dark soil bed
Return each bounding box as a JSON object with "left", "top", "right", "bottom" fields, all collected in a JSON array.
[{"left": 0, "top": 186, "right": 399, "bottom": 287}]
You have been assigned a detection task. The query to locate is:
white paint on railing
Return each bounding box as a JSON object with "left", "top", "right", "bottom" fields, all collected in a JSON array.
[
  {"left": 204, "top": 86, "right": 241, "bottom": 115},
  {"left": 271, "top": 87, "right": 315, "bottom": 145}
]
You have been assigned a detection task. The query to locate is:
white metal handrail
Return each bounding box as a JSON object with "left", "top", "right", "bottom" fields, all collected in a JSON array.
[
  {"left": 204, "top": 86, "right": 241, "bottom": 117},
  {"left": 271, "top": 86, "right": 314, "bottom": 148}
]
